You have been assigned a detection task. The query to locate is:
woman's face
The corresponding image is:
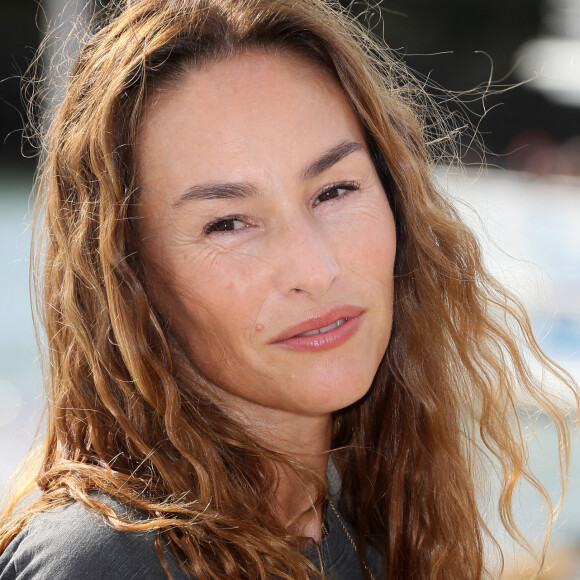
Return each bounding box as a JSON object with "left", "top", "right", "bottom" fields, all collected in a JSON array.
[{"left": 137, "top": 52, "right": 396, "bottom": 426}]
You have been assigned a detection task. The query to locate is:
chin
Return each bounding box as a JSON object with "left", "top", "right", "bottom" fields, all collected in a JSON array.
[{"left": 300, "top": 369, "right": 377, "bottom": 415}]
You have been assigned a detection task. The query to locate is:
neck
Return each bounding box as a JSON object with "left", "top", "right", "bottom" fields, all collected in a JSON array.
[
  {"left": 266, "top": 414, "right": 332, "bottom": 541},
  {"left": 232, "top": 409, "right": 332, "bottom": 541},
  {"left": 201, "top": 381, "right": 333, "bottom": 540}
]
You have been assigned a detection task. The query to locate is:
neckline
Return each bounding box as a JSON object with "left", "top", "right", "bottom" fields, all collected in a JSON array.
[{"left": 301, "top": 497, "right": 350, "bottom": 566}]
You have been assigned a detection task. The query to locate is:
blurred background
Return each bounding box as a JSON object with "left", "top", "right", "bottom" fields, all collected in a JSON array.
[{"left": 1, "top": 0, "right": 579, "bottom": 577}]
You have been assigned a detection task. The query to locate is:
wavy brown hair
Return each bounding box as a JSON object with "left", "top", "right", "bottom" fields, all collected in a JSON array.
[{"left": 1, "top": 0, "right": 578, "bottom": 578}]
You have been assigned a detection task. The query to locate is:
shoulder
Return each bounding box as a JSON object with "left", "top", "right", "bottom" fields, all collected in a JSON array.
[{"left": 0, "top": 496, "right": 191, "bottom": 580}]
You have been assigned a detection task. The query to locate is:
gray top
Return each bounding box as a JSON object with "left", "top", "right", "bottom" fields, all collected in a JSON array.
[{"left": 0, "top": 463, "right": 381, "bottom": 579}]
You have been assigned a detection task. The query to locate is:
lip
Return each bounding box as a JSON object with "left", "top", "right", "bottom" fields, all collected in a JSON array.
[{"left": 270, "top": 305, "right": 364, "bottom": 351}]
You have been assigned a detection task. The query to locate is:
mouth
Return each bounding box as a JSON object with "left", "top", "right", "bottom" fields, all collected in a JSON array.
[
  {"left": 270, "top": 306, "right": 364, "bottom": 351},
  {"left": 295, "top": 318, "right": 349, "bottom": 337}
]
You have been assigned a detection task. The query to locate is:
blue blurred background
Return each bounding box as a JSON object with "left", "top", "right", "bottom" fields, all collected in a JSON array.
[{"left": 1, "top": 0, "right": 579, "bottom": 577}]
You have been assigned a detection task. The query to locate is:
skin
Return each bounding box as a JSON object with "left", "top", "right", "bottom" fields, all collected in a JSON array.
[{"left": 137, "top": 51, "right": 396, "bottom": 538}]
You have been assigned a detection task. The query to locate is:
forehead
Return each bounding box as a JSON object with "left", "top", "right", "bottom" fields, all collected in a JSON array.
[
  {"left": 136, "top": 51, "right": 367, "bottom": 191},
  {"left": 143, "top": 49, "right": 346, "bottom": 114}
]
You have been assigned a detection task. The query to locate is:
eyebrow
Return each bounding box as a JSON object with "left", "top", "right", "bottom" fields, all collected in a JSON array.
[
  {"left": 173, "top": 181, "right": 260, "bottom": 208},
  {"left": 173, "top": 139, "right": 364, "bottom": 207},
  {"left": 300, "top": 139, "right": 364, "bottom": 181}
]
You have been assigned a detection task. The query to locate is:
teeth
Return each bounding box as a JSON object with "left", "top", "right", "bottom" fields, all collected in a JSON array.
[{"left": 297, "top": 318, "right": 347, "bottom": 337}]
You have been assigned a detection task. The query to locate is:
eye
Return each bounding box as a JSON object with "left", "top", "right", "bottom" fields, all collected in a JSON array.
[
  {"left": 204, "top": 216, "right": 250, "bottom": 234},
  {"left": 313, "top": 182, "right": 359, "bottom": 207}
]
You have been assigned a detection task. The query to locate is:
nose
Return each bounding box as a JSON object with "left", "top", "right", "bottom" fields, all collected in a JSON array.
[{"left": 272, "top": 216, "right": 341, "bottom": 298}]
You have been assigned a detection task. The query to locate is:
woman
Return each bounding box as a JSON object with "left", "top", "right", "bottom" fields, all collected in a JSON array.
[{"left": 0, "top": 0, "right": 577, "bottom": 578}]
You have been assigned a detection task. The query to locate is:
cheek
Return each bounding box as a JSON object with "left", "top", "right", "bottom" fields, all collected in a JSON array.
[
  {"left": 188, "top": 250, "right": 268, "bottom": 313},
  {"left": 164, "top": 250, "right": 270, "bottom": 356},
  {"left": 338, "top": 205, "right": 396, "bottom": 288}
]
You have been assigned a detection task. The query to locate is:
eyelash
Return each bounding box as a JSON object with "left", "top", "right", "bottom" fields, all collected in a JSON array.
[
  {"left": 204, "top": 215, "right": 250, "bottom": 234},
  {"left": 203, "top": 181, "right": 360, "bottom": 235},
  {"left": 312, "top": 181, "right": 359, "bottom": 207}
]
